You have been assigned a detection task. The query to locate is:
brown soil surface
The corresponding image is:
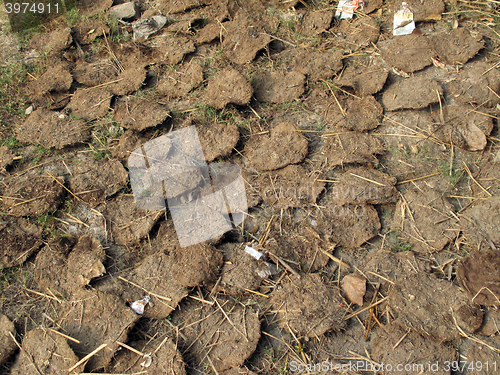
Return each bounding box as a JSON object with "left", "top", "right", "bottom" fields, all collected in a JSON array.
[
  {"left": 265, "top": 224, "right": 334, "bottom": 272},
  {"left": 389, "top": 272, "right": 483, "bottom": 341},
  {"left": 9, "top": 328, "right": 84, "bottom": 374},
  {"left": 16, "top": 109, "right": 89, "bottom": 149},
  {"left": 390, "top": 0, "right": 445, "bottom": 22},
  {"left": 110, "top": 336, "right": 186, "bottom": 374},
  {"left": 216, "top": 242, "right": 272, "bottom": 295},
  {"left": 68, "top": 158, "right": 128, "bottom": 207},
  {"left": 2, "top": 172, "right": 64, "bottom": 216},
  {"left": 113, "top": 96, "right": 170, "bottom": 130},
  {"left": 158, "top": 63, "right": 204, "bottom": 99},
  {"left": 68, "top": 87, "right": 112, "bottom": 121},
  {"left": 252, "top": 71, "right": 306, "bottom": 103},
  {"left": 0, "top": 314, "right": 16, "bottom": 367},
  {"left": 372, "top": 322, "right": 456, "bottom": 375},
  {"left": 0, "top": 217, "right": 42, "bottom": 269},
  {"left": 319, "top": 202, "right": 381, "bottom": 249},
  {"left": 394, "top": 186, "right": 461, "bottom": 253},
  {"left": 244, "top": 122, "right": 308, "bottom": 171},
  {"left": 292, "top": 48, "right": 343, "bottom": 79},
  {"left": 329, "top": 17, "right": 380, "bottom": 51},
  {"left": 381, "top": 76, "right": 443, "bottom": 110},
  {"left": 448, "top": 61, "right": 500, "bottom": 107},
  {"left": 56, "top": 289, "right": 140, "bottom": 372},
  {"left": 203, "top": 69, "right": 253, "bottom": 109},
  {"left": 310, "top": 90, "right": 384, "bottom": 131},
  {"left": 172, "top": 298, "right": 261, "bottom": 372},
  {"left": 457, "top": 248, "right": 500, "bottom": 306},
  {"left": 430, "top": 28, "right": 484, "bottom": 65},
  {"left": 336, "top": 56, "right": 389, "bottom": 96},
  {"left": 331, "top": 167, "right": 398, "bottom": 205},
  {"left": 270, "top": 273, "right": 347, "bottom": 337},
  {"left": 319, "top": 131, "right": 385, "bottom": 167},
  {"left": 430, "top": 105, "right": 494, "bottom": 151},
  {"left": 1, "top": 1, "right": 500, "bottom": 374},
  {"left": 257, "top": 165, "right": 325, "bottom": 209},
  {"left": 378, "top": 34, "right": 435, "bottom": 73}
]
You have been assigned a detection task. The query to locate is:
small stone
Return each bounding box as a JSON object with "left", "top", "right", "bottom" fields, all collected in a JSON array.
[
  {"left": 25, "top": 105, "right": 34, "bottom": 115},
  {"left": 110, "top": 2, "right": 138, "bottom": 20}
]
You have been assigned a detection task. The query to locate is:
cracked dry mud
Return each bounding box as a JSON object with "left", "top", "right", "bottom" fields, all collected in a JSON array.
[{"left": 0, "top": 0, "right": 499, "bottom": 374}]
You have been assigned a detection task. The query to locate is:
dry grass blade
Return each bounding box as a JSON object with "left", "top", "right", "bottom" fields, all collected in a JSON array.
[
  {"left": 67, "top": 343, "right": 107, "bottom": 373},
  {"left": 452, "top": 310, "right": 500, "bottom": 354},
  {"left": 117, "top": 276, "right": 172, "bottom": 302},
  {"left": 350, "top": 173, "right": 386, "bottom": 186},
  {"left": 397, "top": 172, "right": 440, "bottom": 185},
  {"left": 344, "top": 296, "right": 389, "bottom": 320},
  {"left": 462, "top": 162, "right": 492, "bottom": 197}
]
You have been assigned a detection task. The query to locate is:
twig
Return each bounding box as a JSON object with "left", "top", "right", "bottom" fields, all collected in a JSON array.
[
  {"left": 344, "top": 296, "right": 389, "bottom": 320},
  {"left": 67, "top": 343, "right": 107, "bottom": 373}
]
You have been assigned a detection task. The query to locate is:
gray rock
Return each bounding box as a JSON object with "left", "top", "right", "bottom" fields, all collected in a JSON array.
[{"left": 110, "top": 2, "right": 138, "bottom": 20}]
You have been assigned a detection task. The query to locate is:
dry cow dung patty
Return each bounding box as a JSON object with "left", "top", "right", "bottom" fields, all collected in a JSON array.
[
  {"left": 172, "top": 299, "right": 261, "bottom": 372},
  {"left": 244, "top": 122, "right": 308, "bottom": 171},
  {"left": 389, "top": 272, "right": 484, "bottom": 342},
  {"left": 457, "top": 248, "right": 500, "bottom": 306},
  {"left": 271, "top": 273, "right": 347, "bottom": 338}
]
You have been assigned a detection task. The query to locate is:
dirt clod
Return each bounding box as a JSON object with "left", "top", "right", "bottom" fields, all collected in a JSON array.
[
  {"left": 68, "top": 88, "right": 112, "bottom": 121},
  {"left": 298, "top": 10, "right": 332, "bottom": 36},
  {"left": 171, "top": 243, "right": 223, "bottom": 287},
  {"left": 336, "top": 57, "right": 389, "bottom": 96},
  {"left": 16, "top": 108, "right": 89, "bottom": 149},
  {"left": 29, "top": 65, "right": 72, "bottom": 99},
  {"left": 252, "top": 71, "right": 305, "bottom": 103},
  {"left": 110, "top": 336, "right": 186, "bottom": 374},
  {"left": 448, "top": 61, "right": 500, "bottom": 107},
  {"left": 378, "top": 34, "right": 435, "bottom": 73},
  {"left": 293, "top": 49, "right": 343, "bottom": 80},
  {"left": 195, "top": 120, "right": 240, "bottom": 162},
  {"left": 113, "top": 97, "right": 170, "bottom": 131},
  {"left": 320, "top": 132, "right": 384, "bottom": 167},
  {"left": 222, "top": 10, "right": 271, "bottom": 64},
  {"left": 203, "top": 69, "right": 253, "bottom": 109},
  {"left": 266, "top": 224, "right": 333, "bottom": 272},
  {"left": 31, "top": 28, "right": 72, "bottom": 54},
  {"left": 389, "top": 272, "right": 484, "bottom": 341},
  {"left": 217, "top": 243, "right": 271, "bottom": 295},
  {"left": 329, "top": 17, "right": 380, "bottom": 51},
  {"left": 173, "top": 298, "right": 261, "bottom": 372},
  {"left": 430, "top": 28, "right": 484, "bottom": 65},
  {"left": 390, "top": 0, "right": 445, "bottom": 22},
  {"left": 0, "top": 217, "right": 42, "bottom": 269},
  {"left": 10, "top": 328, "right": 84, "bottom": 375},
  {"left": 118, "top": 252, "right": 189, "bottom": 319},
  {"left": 0, "top": 314, "right": 16, "bottom": 367},
  {"left": 393, "top": 187, "right": 460, "bottom": 253},
  {"left": 381, "top": 77, "right": 443, "bottom": 111},
  {"left": 271, "top": 273, "right": 347, "bottom": 337},
  {"left": 69, "top": 158, "right": 128, "bottom": 207},
  {"left": 372, "top": 322, "right": 456, "bottom": 375},
  {"left": 102, "top": 195, "right": 158, "bottom": 246},
  {"left": 2, "top": 172, "right": 64, "bottom": 217},
  {"left": 308, "top": 88, "right": 383, "bottom": 131},
  {"left": 429, "top": 105, "right": 494, "bottom": 151},
  {"left": 319, "top": 203, "right": 381, "bottom": 248},
  {"left": 457, "top": 249, "right": 500, "bottom": 306},
  {"left": 158, "top": 63, "right": 204, "bottom": 99},
  {"left": 57, "top": 289, "right": 140, "bottom": 372},
  {"left": 257, "top": 165, "right": 325, "bottom": 209},
  {"left": 244, "top": 122, "right": 308, "bottom": 171},
  {"left": 332, "top": 167, "right": 398, "bottom": 205}
]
